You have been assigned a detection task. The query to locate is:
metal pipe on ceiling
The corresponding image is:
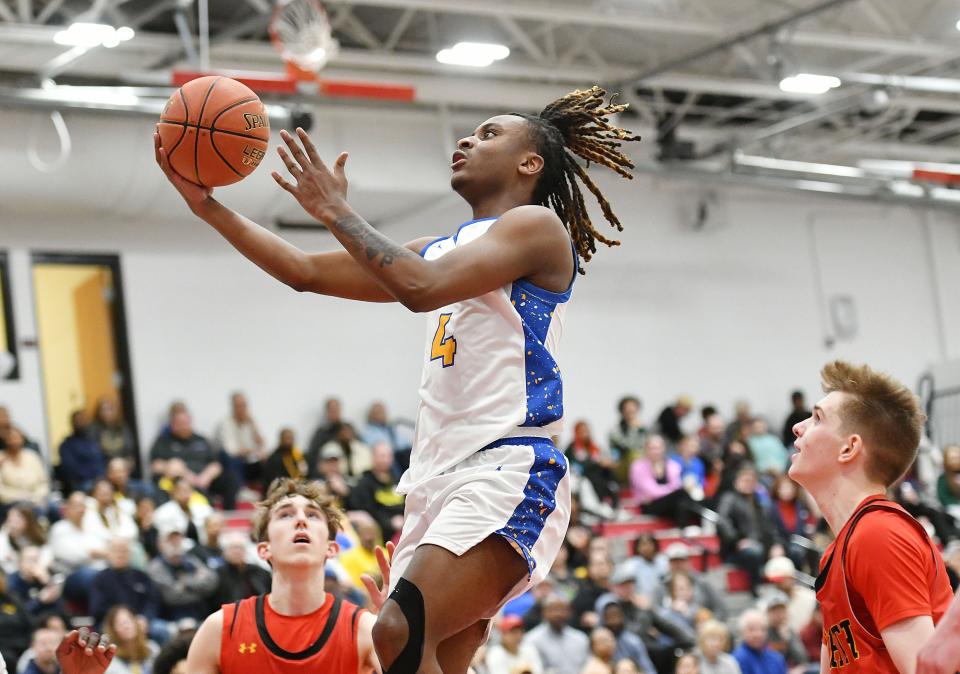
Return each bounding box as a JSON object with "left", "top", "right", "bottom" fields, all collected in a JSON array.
[
  {"left": 624, "top": 0, "right": 861, "bottom": 84},
  {"left": 0, "top": 84, "right": 298, "bottom": 127}
]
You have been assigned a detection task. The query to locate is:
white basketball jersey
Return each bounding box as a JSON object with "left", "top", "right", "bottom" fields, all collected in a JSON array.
[{"left": 397, "top": 216, "right": 575, "bottom": 493}]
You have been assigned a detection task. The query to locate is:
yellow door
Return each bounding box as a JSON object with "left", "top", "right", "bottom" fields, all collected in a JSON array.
[{"left": 32, "top": 262, "right": 121, "bottom": 462}]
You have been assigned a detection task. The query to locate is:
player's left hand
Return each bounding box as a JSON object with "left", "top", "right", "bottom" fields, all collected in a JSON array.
[
  {"left": 56, "top": 628, "right": 117, "bottom": 674},
  {"left": 360, "top": 540, "right": 396, "bottom": 613},
  {"left": 273, "top": 128, "right": 350, "bottom": 227}
]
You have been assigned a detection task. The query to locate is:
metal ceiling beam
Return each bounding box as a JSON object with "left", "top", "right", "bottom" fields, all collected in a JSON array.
[
  {"left": 8, "top": 24, "right": 960, "bottom": 119},
  {"left": 0, "top": 2, "right": 16, "bottom": 22},
  {"left": 35, "top": 0, "right": 68, "bottom": 24},
  {"left": 383, "top": 7, "right": 415, "bottom": 51},
  {"left": 323, "top": 0, "right": 954, "bottom": 58},
  {"left": 909, "top": 117, "right": 960, "bottom": 144},
  {"left": 39, "top": 0, "right": 179, "bottom": 77},
  {"left": 496, "top": 16, "right": 545, "bottom": 65},
  {"left": 243, "top": 0, "right": 271, "bottom": 14},
  {"left": 627, "top": 0, "right": 859, "bottom": 83}
]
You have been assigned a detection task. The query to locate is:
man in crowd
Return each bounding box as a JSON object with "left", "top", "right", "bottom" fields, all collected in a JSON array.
[
  {"left": 214, "top": 391, "right": 265, "bottom": 488},
  {"left": 150, "top": 407, "right": 235, "bottom": 509},
  {"left": 210, "top": 529, "right": 270, "bottom": 607},
  {"left": 146, "top": 525, "right": 218, "bottom": 623},
  {"left": 89, "top": 538, "right": 159, "bottom": 628},
  {"left": 524, "top": 594, "right": 590, "bottom": 674},
  {"left": 57, "top": 410, "right": 105, "bottom": 494},
  {"left": 733, "top": 609, "right": 787, "bottom": 674},
  {"left": 348, "top": 441, "right": 404, "bottom": 540}
]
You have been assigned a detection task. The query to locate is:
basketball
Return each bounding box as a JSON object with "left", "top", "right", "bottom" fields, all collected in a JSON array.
[{"left": 157, "top": 76, "right": 270, "bottom": 188}]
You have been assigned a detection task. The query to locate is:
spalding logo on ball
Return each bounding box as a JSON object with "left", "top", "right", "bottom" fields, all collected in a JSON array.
[{"left": 158, "top": 76, "right": 270, "bottom": 188}]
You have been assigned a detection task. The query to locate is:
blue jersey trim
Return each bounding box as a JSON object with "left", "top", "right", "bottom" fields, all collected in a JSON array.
[
  {"left": 513, "top": 278, "right": 572, "bottom": 304},
  {"left": 494, "top": 439, "right": 567, "bottom": 575},
  {"left": 481, "top": 436, "right": 555, "bottom": 451},
  {"left": 418, "top": 236, "right": 446, "bottom": 257},
  {"left": 513, "top": 244, "right": 578, "bottom": 303},
  {"left": 512, "top": 284, "right": 563, "bottom": 427}
]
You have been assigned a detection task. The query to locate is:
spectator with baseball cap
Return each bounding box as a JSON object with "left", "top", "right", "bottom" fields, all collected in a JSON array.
[
  {"left": 485, "top": 614, "right": 543, "bottom": 674},
  {"left": 654, "top": 542, "right": 728, "bottom": 621},
  {"left": 762, "top": 556, "right": 815, "bottom": 632}
]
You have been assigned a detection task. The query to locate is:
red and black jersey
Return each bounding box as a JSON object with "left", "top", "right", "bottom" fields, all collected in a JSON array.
[
  {"left": 220, "top": 593, "right": 365, "bottom": 674},
  {"left": 816, "top": 496, "right": 952, "bottom": 672}
]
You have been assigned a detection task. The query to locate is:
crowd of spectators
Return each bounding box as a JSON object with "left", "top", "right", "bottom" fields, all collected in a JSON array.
[{"left": 0, "top": 387, "right": 958, "bottom": 674}]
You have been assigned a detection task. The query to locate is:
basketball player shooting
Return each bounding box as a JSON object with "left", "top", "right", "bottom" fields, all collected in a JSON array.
[{"left": 152, "top": 86, "right": 639, "bottom": 673}]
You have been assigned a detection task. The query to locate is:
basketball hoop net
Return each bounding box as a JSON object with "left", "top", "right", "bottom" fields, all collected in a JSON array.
[{"left": 269, "top": 0, "right": 338, "bottom": 80}]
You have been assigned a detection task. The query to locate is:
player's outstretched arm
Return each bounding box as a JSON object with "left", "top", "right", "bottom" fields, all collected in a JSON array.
[
  {"left": 882, "top": 614, "right": 935, "bottom": 674},
  {"left": 154, "top": 130, "right": 423, "bottom": 302},
  {"left": 56, "top": 628, "right": 117, "bottom": 674},
  {"left": 357, "top": 611, "right": 382, "bottom": 674},
  {"left": 917, "top": 588, "right": 960, "bottom": 674},
  {"left": 273, "top": 128, "right": 571, "bottom": 312},
  {"left": 187, "top": 609, "right": 224, "bottom": 674}
]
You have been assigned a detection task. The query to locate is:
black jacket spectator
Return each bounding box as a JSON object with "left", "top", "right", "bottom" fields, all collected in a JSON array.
[
  {"left": 89, "top": 567, "right": 159, "bottom": 626},
  {"left": 150, "top": 408, "right": 235, "bottom": 510},
  {"left": 57, "top": 411, "right": 105, "bottom": 494},
  {"left": 89, "top": 537, "right": 159, "bottom": 626},
  {"left": 261, "top": 429, "right": 308, "bottom": 491},
  {"left": 211, "top": 562, "right": 271, "bottom": 608},
  {"left": 0, "top": 579, "right": 32, "bottom": 671},
  {"left": 656, "top": 397, "right": 692, "bottom": 445},
  {"left": 348, "top": 443, "right": 404, "bottom": 540}
]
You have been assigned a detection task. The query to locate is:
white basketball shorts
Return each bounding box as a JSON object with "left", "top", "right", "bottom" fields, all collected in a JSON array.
[{"left": 387, "top": 436, "right": 571, "bottom": 613}]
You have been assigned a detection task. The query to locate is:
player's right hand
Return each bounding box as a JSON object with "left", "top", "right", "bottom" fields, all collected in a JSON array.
[
  {"left": 360, "top": 540, "right": 396, "bottom": 613},
  {"left": 56, "top": 628, "right": 117, "bottom": 674},
  {"left": 917, "top": 633, "right": 960, "bottom": 674},
  {"left": 154, "top": 129, "right": 213, "bottom": 207}
]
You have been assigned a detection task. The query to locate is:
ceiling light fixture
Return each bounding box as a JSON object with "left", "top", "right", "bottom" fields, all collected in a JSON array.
[
  {"left": 779, "top": 73, "right": 841, "bottom": 95},
  {"left": 436, "top": 42, "right": 510, "bottom": 67},
  {"left": 53, "top": 23, "right": 135, "bottom": 49}
]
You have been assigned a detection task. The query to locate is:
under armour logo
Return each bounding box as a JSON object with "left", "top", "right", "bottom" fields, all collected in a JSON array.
[{"left": 238, "top": 642, "right": 258, "bottom": 654}]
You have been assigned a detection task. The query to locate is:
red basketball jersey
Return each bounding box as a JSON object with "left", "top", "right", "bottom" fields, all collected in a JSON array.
[
  {"left": 220, "top": 593, "right": 365, "bottom": 674},
  {"left": 816, "top": 496, "right": 953, "bottom": 672}
]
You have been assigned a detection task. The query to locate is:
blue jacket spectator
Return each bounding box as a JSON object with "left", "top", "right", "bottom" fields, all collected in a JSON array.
[
  {"left": 89, "top": 538, "right": 159, "bottom": 626},
  {"left": 733, "top": 610, "right": 787, "bottom": 674},
  {"left": 57, "top": 410, "right": 105, "bottom": 494}
]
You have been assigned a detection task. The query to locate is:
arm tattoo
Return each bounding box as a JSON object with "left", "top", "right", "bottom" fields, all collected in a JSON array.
[{"left": 333, "top": 214, "right": 415, "bottom": 268}]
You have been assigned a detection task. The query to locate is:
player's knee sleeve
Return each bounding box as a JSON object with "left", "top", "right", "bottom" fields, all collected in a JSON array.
[{"left": 383, "top": 578, "right": 425, "bottom": 674}]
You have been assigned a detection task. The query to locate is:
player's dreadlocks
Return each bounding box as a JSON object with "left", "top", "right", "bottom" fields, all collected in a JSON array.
[{"left": 512, "top": 86, "right": 640, "bottom": 272}]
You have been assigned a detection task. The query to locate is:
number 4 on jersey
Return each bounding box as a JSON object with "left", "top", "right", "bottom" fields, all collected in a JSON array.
[{"left": 430, "top": 313, "right": 457, "bottom": 367}]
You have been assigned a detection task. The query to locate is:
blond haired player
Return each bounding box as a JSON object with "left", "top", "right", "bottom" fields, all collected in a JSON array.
[{"left": 789, "top": 361, "right": 952, "bottom": 674}]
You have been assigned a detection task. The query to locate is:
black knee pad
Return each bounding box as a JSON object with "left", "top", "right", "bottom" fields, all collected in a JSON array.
[{"left": 384, "top": 577, "right": 425, "bottom": 674}]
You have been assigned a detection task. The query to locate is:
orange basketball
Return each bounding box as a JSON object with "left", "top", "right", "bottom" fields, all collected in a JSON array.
[{"left": 158, "top": 76, "right": 270, "bottom": 188}]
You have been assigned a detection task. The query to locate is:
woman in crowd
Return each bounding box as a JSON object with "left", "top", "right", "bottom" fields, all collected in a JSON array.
[
  {"left": 103, "top": 605, "right": 160, "bottom": 674},
  {"left": 769, "top": 475, "right": 818, "bottom": 573},
  {"left": 0, "top": 503, "right": 48, "bottom": 574},
  {"left": 696, "top": 620, "right": 740, "bottom": 674},
  {"left": 630, "top": 435, "right": 700, "bottom": 528}
]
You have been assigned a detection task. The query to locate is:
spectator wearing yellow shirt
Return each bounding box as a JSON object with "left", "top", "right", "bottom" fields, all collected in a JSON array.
[{"left": 338, "top": 512, "right": 381, "bottom": 597}]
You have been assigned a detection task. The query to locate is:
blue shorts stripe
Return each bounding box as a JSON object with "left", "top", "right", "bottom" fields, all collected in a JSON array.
[{"left": 494, "top": 438, "right": 567, "bottom": 574}]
